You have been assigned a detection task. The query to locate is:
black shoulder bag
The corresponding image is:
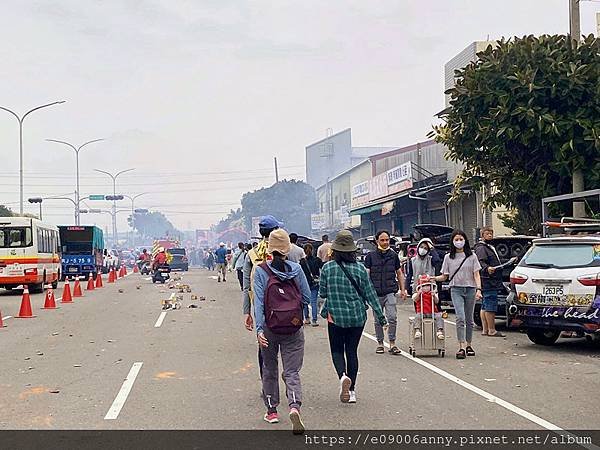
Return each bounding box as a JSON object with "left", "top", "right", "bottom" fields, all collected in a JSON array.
[{"left": 336, "top": 261, "right": 369, "bottom": 309}]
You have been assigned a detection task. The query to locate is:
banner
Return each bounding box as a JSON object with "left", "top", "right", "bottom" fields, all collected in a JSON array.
[
  {"left": 311, "top": 213, "right": 326, "bottom": 230},
  {"left": 369, "top": 173, "right": 389, "bottom": 201}
]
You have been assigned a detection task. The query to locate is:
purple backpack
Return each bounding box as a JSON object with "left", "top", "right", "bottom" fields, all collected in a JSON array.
[{"left": 260, "top": 262, "right": 303, "bottom": 334}]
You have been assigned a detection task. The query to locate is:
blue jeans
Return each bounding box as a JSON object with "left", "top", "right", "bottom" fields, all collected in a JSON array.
[
  {"left": 482, "top": 290, "right": 498, "bottom": 312},
  {"left": 450, "top": 287, "right": 476, "bottom": 343},
  {"left": 303, "top": 286, "right": 319, "bottom": 321}
]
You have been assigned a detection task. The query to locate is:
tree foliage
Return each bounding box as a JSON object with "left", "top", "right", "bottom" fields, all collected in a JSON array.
[
  {"left": 431, "top": 35, "right": 600, "bottom": 233},
  {"left": 213, "top": 208, "right": 243, "bottom": 233},
  {"left": 0, "top": 205, "right": 14, "bottom": 217},
  {"left": 128, "top": 210, "right": 180, "bottom": 240}
]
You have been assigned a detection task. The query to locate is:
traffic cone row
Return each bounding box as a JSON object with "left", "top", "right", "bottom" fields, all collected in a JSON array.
[
  {"left": 108, "top": 268, "right": 116, "bottom": 283},
  {"left": 96, "top": 272, "right": 103, "bottom": 288},
  {"left": 73, "top": 276, "right": 83, "bottom": 298},
  {"left": 87, "top": 273, "right": 95, "bottom": 291},
  {"left": 61, "top": 279, "right": 73, "bottom": 303},
  {"left": 16, "top": 286, "right": 36, "bottom": 318},
  {"left": 42, "top": 285, "right": 58, "bottom": 309},
  {"left": 133, "top": 264, "right": 139, "bottom": 273}
]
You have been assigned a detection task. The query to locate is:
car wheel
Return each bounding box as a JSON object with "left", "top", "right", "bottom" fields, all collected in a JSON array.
[
  {"left": 473, "top": 304, "right": 482, "bottom": 327},
  {"left": 526, "top": 329, "right": 560, "bottom": 346}
]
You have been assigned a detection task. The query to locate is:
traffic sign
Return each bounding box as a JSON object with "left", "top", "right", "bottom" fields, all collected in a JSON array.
[{"left": 89, "top": 195, "right": 105, "bottom": 200}]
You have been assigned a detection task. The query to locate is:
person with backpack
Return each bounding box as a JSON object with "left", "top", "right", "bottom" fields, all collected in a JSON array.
[
  {"left": 319, "top": 230, "right": 387, "bottom": 404},
  {"left": 432, "top": 229, "right": 483, "bottom": 359},
  {"left": 254, "top": 229, "right": 311, "bottom": 434},
  {"left": 299, "top": 243, "right": 322, "bottom": 326}
]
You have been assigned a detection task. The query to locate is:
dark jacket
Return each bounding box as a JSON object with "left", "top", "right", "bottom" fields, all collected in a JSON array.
[
  {"left": 300, "top": 255, "right": 322, "bottom": 288},
  {"left": 474, "top": 241, "right": 502, "bottom": 290},
  {"left": 364, "top": 248, "right": 401, "bottom": 296}
]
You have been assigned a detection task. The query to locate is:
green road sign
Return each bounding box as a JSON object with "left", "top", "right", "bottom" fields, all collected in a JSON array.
[{"left": 89, "top": 195, "right": 105, "bottom": 200}]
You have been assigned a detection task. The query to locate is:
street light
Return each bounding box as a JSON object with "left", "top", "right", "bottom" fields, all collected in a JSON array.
[
  {"left": 46, "top": 138, "right": 104, "bottom": 225},
  {"left": 123, "top": 193, "right": 148, "bottom": 248},
  {"left": 27, "top": 197, "right": 43, "bottom": 220},
  {"left": 40, "top": 195, "right": 90, "bottom": 224},
  {"left": 93, "top": 168, "right": 135, "bottom": 246},
  {"left": 0, "top": 101, "right": 66, "bottom": 215}
]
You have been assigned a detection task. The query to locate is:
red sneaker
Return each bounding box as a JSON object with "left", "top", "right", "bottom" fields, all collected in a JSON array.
[{"left": 263, "top": 412, "right": 279, "bottom": 424}]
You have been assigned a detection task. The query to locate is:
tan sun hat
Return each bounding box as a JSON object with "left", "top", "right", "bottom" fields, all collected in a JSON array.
[{"left": 267, "top": 228, "right": 291, "bottom": 256}]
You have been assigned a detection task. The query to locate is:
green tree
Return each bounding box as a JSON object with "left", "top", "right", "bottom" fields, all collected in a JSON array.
[
  {"left": 431, "top": 35, "right": 600, "bottom": 234},
  {"left": 0, "top": 205, "right": 14, "bottom": 217},
  {"left": 213, "top": 208, "right": 243, "bottom": 233},
  {"left": 128, "top": 210, "right": 180, "bottom": 240},
  {"left": 241, "top": 180, "right": 317, "bottom": 235}
]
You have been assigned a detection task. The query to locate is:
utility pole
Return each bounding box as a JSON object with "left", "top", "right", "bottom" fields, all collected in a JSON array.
[
  {"left": 274, "top": 157, "right": 279, "bottom": 183},
  {"left": 569, "top": 0, "right": 586, "bottom": 217}
]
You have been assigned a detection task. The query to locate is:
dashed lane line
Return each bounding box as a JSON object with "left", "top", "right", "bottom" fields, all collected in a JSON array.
[
  {"left": 104, "top": 362, "right": 143, "bottom": 420},
  {"left": 154, "top": 311, "right": 167, "bottom": 328},
  {"left": 361, "top": 331, "right": 599, "bottom": 450}
]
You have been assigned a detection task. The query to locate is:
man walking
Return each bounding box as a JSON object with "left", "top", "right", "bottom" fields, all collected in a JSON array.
[
  {"left": 215, "top": 242, "right": 228, "bottom": 282},
  {"left": 474, "top": 226, "right": 505, "bottom": 337},
  {"left": 232, "top": 242, "right": 247, "bottom": 290},
  {"left": 364, "top": 230, "right": 406, "bottom": 355},
  {"left": 287, "top": 233, "right": 305, "bottom": 263},
  {"left": 316, "top": 234, "right": 332, "bottom": 263}
]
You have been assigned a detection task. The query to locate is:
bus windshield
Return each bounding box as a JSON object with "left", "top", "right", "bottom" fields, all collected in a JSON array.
[{"left": 0, "top": 227, "right": 33, "bottom": 248}]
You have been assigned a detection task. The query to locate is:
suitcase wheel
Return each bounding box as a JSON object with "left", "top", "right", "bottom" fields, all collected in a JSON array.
[{"left": 438, "top": 349, "right": 445, "bottom": 358}]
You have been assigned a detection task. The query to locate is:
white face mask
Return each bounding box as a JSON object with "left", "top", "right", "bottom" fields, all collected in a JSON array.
[
  {"left": 418, "top": 247, "right": 428, "bottom": 256},
  {"left": 453, "top": 240, "right": 465, "bottom": 249}
]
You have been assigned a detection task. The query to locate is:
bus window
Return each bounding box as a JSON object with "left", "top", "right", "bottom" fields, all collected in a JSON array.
[{"left": 0, "top": 227, "right": 33, "bottom": 248}]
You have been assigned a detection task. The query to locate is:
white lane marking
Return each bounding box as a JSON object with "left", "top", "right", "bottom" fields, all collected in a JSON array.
[
  {"left": 362, "top": 331, "right": 599, "bottom": 450},
  {"left": 104, "top": 362, "right": 143, "bottom": 420},
  {"left": 208, "top": 276, "right": 219, "bottom": 280},
  {"left": 154, "top": 311, "right": 167, "bottom": 328},
  {"left": 1, "top": 315, "right": 12, "bottom": 321}
]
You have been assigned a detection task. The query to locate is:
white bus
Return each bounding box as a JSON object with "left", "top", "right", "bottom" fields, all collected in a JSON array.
[{"left": 0, "top": 217, "right": 61, "bottom": 292}]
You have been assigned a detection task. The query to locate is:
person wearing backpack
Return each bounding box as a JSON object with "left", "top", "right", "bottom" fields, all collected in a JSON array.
[
  {"left": 254, "top": 229, "right": 311, "bottom": 434},
  {"left": 319, "top": 230, "right": 387, "bottom": 404}
]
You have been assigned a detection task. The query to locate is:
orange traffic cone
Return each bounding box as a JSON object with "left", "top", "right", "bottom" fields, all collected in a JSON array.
[
  {"left": 73, "top": 276, "right": 83, "bottom": 297},
  {"left": 42, "top": 286, "right": 58, "bottom": 309},
  {"left": 61, "top": 279, "right": 73, "bottom": 303},
  {"left": 133, "top": 264, "right": 139, "bottom": 273},
  {"left": 87, "top": 273, "right": 95, "bottom": 291},
  {"left": 123, "top": 265, "right": 128, "bottom": 276},
  {"left": 96, "top": 272, "right": 103, "bottom": 288},
  {"left": 118, "top": 265, "right": 124, "bottom": 278},
  {"left": 0, "top": 309, "right": 6, "bottom": 327},
  {"left": 108, "top": 268, "right": 115, "bottom": 283},
  {"left": 16, "top": 286, "right": 36, "bottom": 318}
]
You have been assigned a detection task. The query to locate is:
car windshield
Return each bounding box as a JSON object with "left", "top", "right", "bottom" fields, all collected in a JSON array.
[
  {"left": 169, "top": 248, "right": 186, "bottom": 255},
  {"left": 0, "top": 227, "right": 33, "bottom": 248},
  {"left": 522, "top": 244, "right": 600, "bottom": 269}
]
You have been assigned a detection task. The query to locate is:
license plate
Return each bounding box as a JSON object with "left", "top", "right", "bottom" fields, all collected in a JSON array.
[
  {"left": 543, "top": 285, "right": 564, "bottom": 296},
  {"left": 69, "top": 268, "right": 78, "bottom": 272}
]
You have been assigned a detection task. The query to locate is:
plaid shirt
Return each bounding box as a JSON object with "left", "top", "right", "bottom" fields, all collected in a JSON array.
[{"left": 319, "top": 260, "right": 387, "bottom": 328}]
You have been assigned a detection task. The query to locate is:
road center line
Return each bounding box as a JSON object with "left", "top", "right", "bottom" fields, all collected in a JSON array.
[
  {"left": 154, "top": 311, "right": 167, "bottom": 328},
  {"left": 361, "top": 331, "right": 598, "bottom": 450},
  {"left": 104, "top": 362, "right": 143, "bottom": 420}
]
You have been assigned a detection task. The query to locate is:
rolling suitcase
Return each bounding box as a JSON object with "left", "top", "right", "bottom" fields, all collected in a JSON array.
[{"left": 408, "top": 280, "right": 445, "bottom": 357}]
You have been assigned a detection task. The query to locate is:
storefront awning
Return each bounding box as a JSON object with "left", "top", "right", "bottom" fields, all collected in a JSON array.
[{"left": 349, "top": 190, "right": 411, "bottom": 216}]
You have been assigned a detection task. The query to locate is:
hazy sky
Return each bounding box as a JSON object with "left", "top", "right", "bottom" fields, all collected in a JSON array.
[{"left": 1, "top": 0, "right": 599, "bottom": 232}]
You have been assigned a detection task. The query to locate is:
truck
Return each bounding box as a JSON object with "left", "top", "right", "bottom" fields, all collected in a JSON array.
[{"left": 58, "top": 225, "right": 104, "bottom": 280}]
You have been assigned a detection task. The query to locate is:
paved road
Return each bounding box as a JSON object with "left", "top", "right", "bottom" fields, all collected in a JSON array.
[{"left": 1, "top": 268, "right": 599, "bottom": 432}]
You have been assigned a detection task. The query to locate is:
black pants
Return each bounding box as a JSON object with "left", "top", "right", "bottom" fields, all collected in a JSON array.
[
  {"left": 236, "top": 269, "right": 244, "bottom": 289},
  {"left": 327, "top": 323, "right": 364, "bottom": 390}
]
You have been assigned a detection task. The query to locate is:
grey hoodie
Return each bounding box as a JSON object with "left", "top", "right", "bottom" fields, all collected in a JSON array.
[{"left": 253, "top": 260, "right": 311, "bottom": 333}]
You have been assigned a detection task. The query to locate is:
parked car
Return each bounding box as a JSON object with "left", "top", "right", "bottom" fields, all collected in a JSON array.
[
  {"left": 508, "top": 233, "right": 600, "bottom": 345},
  {"left": 167, "top": 248, "right": 189, "bottom": 271}
]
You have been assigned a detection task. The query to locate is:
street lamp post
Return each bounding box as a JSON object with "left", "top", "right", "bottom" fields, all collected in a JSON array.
[
  {"left": 123, "top": 193, "right": 148, "bottom": 248},
  {"left": 0, "top": 101, "right": 66, "bottom": 215},
  {"left": 93, "top": 168, "right": 135, "bottom": 247},
  {"left": 28, "top": 197, "right": 43, "bottom": 220},
  {"left": 46, "top": 138, "right": 104, "bottom": 225}
]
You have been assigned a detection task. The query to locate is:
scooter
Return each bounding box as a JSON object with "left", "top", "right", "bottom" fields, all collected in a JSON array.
[
  {"left": 152, "top": 263, "right": 171, "bottom": 284},
  {"left": 137, "top": 259, "right": 151, "bottom": 275}
]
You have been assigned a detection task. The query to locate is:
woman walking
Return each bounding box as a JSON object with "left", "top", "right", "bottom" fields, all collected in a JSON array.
[
  {"left": 405, "top": 238, "right": 441, "bottom": 296},
  {"left": 253, "top": 229, "right": 311, "bottom": 434},
  {"left": 432, "top": 230, "right": 483, "bottom": 359},
  {"left": 300, "top": 243, "right": 322, "bottom": 326},
  {"left": 319, "top": 230, "right": 387, "bottom": 404}
]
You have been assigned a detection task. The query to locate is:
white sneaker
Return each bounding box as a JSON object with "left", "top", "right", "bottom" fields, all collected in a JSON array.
[
  {"left": 414, "top": 329, "right": 422, "bottom": 339},
  {"left": 436, "top": 331, "right": 445, "bottom": 340},
  {"left": 339, "top": 374, "right": 351, "bottom": 403},
  {"left": 348, "top": 391, "right": 356, "bottom": 403}
]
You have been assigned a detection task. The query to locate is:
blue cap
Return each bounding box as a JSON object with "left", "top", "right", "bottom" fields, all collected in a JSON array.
[{"left": 259, "top": 215, "right": 283, "bottom": 229}]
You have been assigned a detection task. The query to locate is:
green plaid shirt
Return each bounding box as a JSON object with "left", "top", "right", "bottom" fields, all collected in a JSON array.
[{"left": 319, "top": 260, "right": 387, "bottom": 328}]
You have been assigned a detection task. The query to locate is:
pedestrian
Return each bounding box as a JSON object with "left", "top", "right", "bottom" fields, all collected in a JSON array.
[
  {"left": 299, "top": 243, "right": 322, "bottom": 326},
  {"left": 432, "top": 230, "right": 483, "bottom": 359},
  {"left": 242, "top": 215, "right": 283, "bottom": 381},
  {"left": 232, "top": 242, "right": 247, "bottom": 290},
  {"left": 405, "top": 238, "right": 442, "bottom": 296},
  {"left": 319, "top": 230, "right": 387, "bottom": 404},
  {"left": 364, "top": 230, "right": 406, "bottom": 355},
  {"left": 316, "top": 234, "right": 332, "bottom": 263},
  {"left": 215, "top": 242, "right": 228, "bottom": 282},
  {"left": 206, "top": 250, "right": 215, "bottom": 271},
  {"left": 474, "top": 226, "right": 505, "bottom": 337},
  {"left": 287, "top": 233, "right": 305, "bottom": 263},
  {"left": 254, "top": 229, "right": 310, "bottom": 434}
]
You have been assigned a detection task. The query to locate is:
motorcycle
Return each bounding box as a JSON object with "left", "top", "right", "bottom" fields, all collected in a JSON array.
[
  {"left": 137, "top": 259, "right": 151, "bottom": 275},
  {"left": 152, "top": 263, "right": 171, "bottom": 284}
]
